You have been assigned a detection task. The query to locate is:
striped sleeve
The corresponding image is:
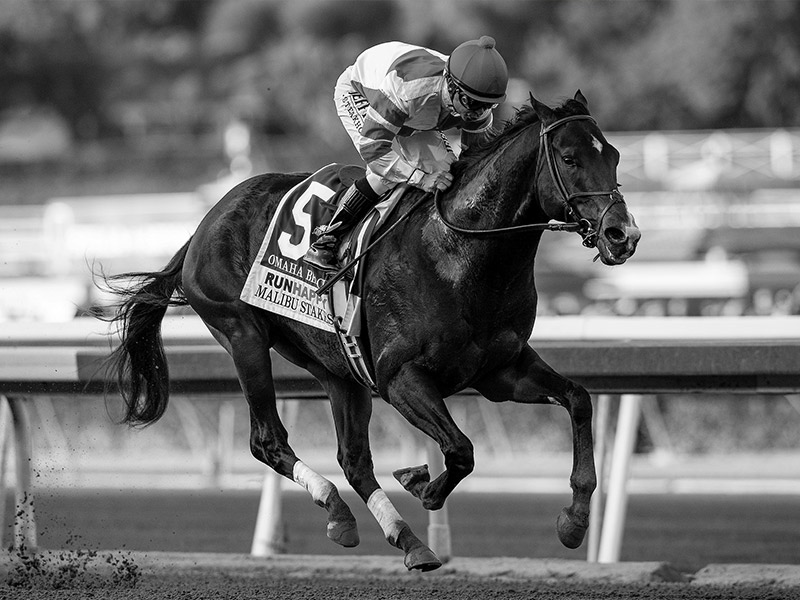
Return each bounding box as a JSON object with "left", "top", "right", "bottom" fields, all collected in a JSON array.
[{"left": 356, "top": 86, "right": 417, "bottom": 181}]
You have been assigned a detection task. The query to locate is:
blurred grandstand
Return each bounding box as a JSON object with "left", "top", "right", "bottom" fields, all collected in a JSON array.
[
  {"left": 2, "top": 126, "right": 799, "bottom": 321},
  {"left": 537, "top": 127, "right": 800, "bottom": 317}
]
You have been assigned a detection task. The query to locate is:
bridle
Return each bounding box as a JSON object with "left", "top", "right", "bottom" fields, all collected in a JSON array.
[
  {"left": 437, "top": 113, "right": 623, "bottom": 248},
  {"left": 540, "top": 114, "right": 623, "bottom": 248}
]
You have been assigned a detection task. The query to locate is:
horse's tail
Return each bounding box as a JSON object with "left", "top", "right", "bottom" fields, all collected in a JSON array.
[{"left": 101, "top": 238, "right": 192, "bottom": 426}]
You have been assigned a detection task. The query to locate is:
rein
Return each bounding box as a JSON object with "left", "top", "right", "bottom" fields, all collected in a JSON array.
[
  {"left": 315, "top": 193, "right": 430, "bottom": 296},
  {"left": 434, "top": 190, "right": 585, "bottom": 238},
  {"left": 317, "top": 113, "right": 623, "bottom": 295},
  {"left": 437, "top": 113, "right": 623, "bottom": 248}
]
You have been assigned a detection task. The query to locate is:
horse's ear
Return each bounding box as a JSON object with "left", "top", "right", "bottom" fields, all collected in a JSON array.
[
  {"left": 574, "top": 90, "right": 589, "bottom": 109},
  {"left": 529, "top": 92, "right": 554, "bottom": 122}
]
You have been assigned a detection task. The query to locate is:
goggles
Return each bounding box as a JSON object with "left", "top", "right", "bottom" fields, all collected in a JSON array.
[
  {"left": 446, "top": 73, "right": 497, "bottom": 116},
  {"left": 455, "top": 89, "right": 497, "bottom": 115}
]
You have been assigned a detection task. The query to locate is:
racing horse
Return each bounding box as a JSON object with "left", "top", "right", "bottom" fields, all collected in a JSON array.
[{"left": 104, "top": 92, "right": 640, "bottom": 571}]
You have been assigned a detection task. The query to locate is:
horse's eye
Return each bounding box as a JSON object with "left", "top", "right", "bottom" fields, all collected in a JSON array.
[{"left": 562, "top": 155, "right": 576, "bottom": 166}]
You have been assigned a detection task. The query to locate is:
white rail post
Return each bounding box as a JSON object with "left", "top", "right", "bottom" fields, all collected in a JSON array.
[
  {"left": 250, "top": 465, "right": 285, "bottom": 556},
  {"left": 587, "top": 393, "right": 612, "bottom": 562},
  {"left": 214, "top": 400, "right": 236, "bottom": 487},
  {"left": 597, "top": 394, "right": 642, "bottom": 563},
  {"left": 0, "top": 399, "right": 11, "bottom": 547},
  {"left": 6, "top": 397, "right": 37, "bottom": 553},
  {"left": 425, "top": 437, "right": 451, "bottom": 563}
]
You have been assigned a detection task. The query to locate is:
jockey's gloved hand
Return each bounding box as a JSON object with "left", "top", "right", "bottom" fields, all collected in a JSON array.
[{"left": 416, "top": 170, "right": 454, "bottom": 193}]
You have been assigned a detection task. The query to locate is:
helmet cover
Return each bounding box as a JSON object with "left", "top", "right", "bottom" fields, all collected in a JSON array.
[{"left": 447, "top": 36, "right": 508, "bottom": 103}]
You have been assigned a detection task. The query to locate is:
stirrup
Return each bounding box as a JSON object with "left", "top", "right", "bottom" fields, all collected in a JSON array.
[{"left": 304, "top": 238, "right": 340, "bottom": 271}]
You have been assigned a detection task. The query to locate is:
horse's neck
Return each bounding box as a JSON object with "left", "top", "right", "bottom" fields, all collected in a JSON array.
[
  {"left": 431, "top": 130, "right": 546, "bottom": 287},
  {"left": 452, "top": 127, "right": 546, "bottom": 231}
]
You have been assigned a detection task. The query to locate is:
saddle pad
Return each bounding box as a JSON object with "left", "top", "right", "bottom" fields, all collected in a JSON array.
[{"left": 240, "top": 163, "right": 362, "bottom": 332}]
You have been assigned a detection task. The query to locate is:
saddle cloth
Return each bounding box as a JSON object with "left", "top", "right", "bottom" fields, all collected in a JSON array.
[{"left": 240, "top": 163, "right": 403, "bottom": 389}]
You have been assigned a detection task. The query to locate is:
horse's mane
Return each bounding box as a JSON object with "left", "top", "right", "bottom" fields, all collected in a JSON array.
[{"left": 451, "top": 98, "right": 588, "bottom": 178}]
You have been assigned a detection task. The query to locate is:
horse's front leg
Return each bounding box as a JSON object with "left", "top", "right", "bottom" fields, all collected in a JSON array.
[
  {"left": 474, "top": 344, "right": 596, "bottom": 550},
  {"left": 385, "top": 363, "right": 474, "bottom": 511}
]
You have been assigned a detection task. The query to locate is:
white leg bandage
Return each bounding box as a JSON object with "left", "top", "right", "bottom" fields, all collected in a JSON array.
[
  {"left": 367, "top": 489, "right": 405, "bottom": 546},
  {"left": 293, "top": 460, "right": 332, "bottom": 506}
]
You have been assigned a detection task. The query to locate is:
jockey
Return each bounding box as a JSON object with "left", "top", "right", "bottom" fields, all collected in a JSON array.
[{"left": 304, "top": 36, "right": 509, "bottom": 271}]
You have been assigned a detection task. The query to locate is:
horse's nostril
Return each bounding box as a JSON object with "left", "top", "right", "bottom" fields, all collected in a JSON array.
[{"left": 604, "top": 227, "right": 626, "bottom": 245}]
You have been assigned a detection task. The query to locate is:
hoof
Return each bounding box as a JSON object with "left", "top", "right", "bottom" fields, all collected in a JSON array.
[
  {"left": 324, "top": 489, "right": 359, "bottom": 547},
  {"left": 327, "top": 520, "right": 360, "bottom": 548},
  {"left": 421, "top": 496, "right": 445, "bottom": 511},
  {"left": 556, "top": 507, "right": 588, "bottom": 549},
  {"left": 404, "top": 546, "right": 442, "bottom": 572},
  {"left": 393, "top": 464, "right": 430, "bottom": 499}
]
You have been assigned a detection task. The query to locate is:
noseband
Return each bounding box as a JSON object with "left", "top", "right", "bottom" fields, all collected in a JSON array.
[
  {"left": 436, "top": 113, "right": 623, "bottom": 247},
  {"left": 539, "top": 114, "right": 623, "bottom": 248}
]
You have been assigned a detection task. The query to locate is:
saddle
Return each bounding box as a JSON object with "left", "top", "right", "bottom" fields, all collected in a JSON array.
[{"left": 240, "top": 163, "right": 405, "bottom": 391}]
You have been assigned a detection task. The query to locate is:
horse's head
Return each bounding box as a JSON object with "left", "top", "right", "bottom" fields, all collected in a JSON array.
[{"left": 531, "top": 91, "right": 640, "bottom": 265}]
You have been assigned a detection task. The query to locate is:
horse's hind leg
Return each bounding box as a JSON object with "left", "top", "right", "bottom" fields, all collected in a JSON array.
[
  {"left": 475, "top": 345, "right": 596, "bottom": 550},
  {"left": 210, "top": 323, "right": 359, "bottom": 548},
  {"left": 314, "top": 369, "right": 441, "bottom": 571}
]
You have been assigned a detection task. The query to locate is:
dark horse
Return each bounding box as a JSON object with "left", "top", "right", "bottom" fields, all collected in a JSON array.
[{"left": 105, "top": 92, "right": 640, "bottom": 571}]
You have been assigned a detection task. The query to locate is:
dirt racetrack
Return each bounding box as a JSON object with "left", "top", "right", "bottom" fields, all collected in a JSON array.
[{"left": 2, "top": 552, "right": 799, "bottom": 600}]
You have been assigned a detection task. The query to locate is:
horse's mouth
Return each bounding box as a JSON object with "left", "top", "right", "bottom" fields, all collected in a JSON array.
[
  {"left": 596, "top": 241, "right": 636, "bottom": 266},
  {"left": 592, "top": 220, "right": 641, "bottom": 266},
  {"left": 596, "top": 252, "right": 628, "bottom": 266}
]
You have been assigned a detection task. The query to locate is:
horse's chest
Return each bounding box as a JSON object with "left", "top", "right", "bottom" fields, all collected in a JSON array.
[
  {"left": 419, "top": 324, "right": 527, "bottom": 379},
  {"left": 368, "top": 267, "right": 533, "bottom": 381}
]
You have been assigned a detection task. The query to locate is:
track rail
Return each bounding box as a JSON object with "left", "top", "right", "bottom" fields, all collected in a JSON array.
[{"left": 1, "top": 315, "right": 799, "bottom": 563}]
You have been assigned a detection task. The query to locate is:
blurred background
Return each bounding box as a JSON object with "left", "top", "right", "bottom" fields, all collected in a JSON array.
[{"left": 1, "top": 1, "right": 799, "bottom": 498}]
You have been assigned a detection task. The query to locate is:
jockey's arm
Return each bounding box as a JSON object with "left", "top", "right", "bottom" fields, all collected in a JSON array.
[
  {"left": 356, "top": 80, "right": 456, "bottom": 192},
  {"left": 357, "top": 119, "right": 453, "bottom": 193},
  {"left": 358, "top": 108, "right": 453, "bottom": 192},
  {"left": 358, "top": 106, "right": 417, "bottom": 187}
]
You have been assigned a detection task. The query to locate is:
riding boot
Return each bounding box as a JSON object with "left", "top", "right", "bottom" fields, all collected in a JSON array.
[{"left": 303, "top": 178, "right": 382, "bottom": 271}]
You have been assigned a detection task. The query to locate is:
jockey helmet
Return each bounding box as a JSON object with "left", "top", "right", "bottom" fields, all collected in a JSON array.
[{"left": 446, "top": 36, "right": 508, "bottom": 103}]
